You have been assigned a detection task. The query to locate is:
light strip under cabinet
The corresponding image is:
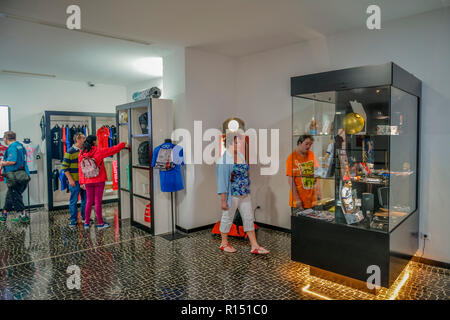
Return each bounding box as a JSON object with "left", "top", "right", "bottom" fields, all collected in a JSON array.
[{"left": 301, "top": 284, "right": 333, "bottom": 300}]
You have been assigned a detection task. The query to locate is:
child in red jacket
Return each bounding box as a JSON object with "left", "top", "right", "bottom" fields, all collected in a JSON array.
[{"left": 79, "top": 135, "right": 127, "bottom": 230}]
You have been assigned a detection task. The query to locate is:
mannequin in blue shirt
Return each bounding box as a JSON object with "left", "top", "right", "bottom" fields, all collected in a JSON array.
[{"left": 151, "top": 141, "right": 184, "bottom": 192}]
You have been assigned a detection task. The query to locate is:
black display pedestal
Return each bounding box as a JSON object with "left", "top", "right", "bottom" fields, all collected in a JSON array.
[{"left": 160, "top": 192, "right": 186, "bottom": 241}]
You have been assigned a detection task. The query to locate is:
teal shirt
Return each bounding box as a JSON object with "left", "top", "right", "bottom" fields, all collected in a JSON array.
[{"left": 3, "top": 141, "right": 30, "bottom": 175}]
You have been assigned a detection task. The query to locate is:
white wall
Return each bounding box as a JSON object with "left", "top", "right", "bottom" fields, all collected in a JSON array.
[
  {"left": 126, "top": 78, "right": 163, "bottom": 103},
  {"left": 235, "top": 9, "right": 450, "bottom": 263},
  {"left": 162, "top": 48, "right": 187, "bottom": 228},
  {"left": 182, "top": 48, "right": 237, "bottom": 229},
  {"left": 162, "top": 47, "right": 237, "bottom": 230},
  {"left": 0, "top": 75, "right": 126, "bottom": 205}
]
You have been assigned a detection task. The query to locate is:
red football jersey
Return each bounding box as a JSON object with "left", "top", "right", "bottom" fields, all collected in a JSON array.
[{"left": 97, "top": 127, "right": 110, "bottom": 149}]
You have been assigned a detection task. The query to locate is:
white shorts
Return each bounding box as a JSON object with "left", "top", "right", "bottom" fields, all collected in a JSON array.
[{"left": 219, "top": 194, "right": 255, "bottom": 233}]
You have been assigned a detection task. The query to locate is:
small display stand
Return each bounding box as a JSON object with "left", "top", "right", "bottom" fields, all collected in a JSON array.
[
  {"left": 156, "top": 138, "right": 186, "bottom": 241},
  {"left": 160, "top": 191, "right": 186, "bottom": 241}
]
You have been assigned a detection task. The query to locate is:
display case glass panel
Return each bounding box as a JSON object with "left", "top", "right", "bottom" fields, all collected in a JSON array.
[
  {"left": 291, "top": 92, "right": 336, "bottom": 223},
  {"left": 334, "top": 86, "right": 390, "bottom": 232},
  {"left": 291, "top": 85, "right": 418, "bottom": 234},
  {"left": 389, "top": 87, "right": 418, "bottom": 231}
]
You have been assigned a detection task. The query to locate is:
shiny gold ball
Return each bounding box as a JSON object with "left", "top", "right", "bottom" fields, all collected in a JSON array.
[{"left": 343, "top": 113, "right": 364, "bottom": 134}]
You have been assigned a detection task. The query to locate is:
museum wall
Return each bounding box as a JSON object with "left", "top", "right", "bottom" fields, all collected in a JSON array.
[{"left": 235, "top": 8, "right": 450, "bottom": 263}]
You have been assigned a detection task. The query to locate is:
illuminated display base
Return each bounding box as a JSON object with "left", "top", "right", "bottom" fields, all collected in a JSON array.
[{"left": 310, "top": 266, "right": 379, "bottom": 295}]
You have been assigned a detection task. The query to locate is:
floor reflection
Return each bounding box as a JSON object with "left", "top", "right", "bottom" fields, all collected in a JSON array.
[{"left": 0, "top": 206, "right": 448, "bottom": 300}]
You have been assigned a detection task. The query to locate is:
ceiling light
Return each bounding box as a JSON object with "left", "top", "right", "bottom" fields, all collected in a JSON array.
[
  {"left": 228, "top": 120, "right": 239, "bottom": 132},
  {"left": 134, "top": 57, "right": 163, "bottom": 77},
  {"left": 222, "top": 117, "right": 245, "bottom": 133}
]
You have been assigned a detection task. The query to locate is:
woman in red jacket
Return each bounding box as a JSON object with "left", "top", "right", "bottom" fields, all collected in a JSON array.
[{"left": 79, "top": 135, "right": 127, "bottom": 230}]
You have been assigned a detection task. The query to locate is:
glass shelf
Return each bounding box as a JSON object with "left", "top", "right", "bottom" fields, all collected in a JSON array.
[
  {"left": 293, "top": 134, "right": 334, "bottom": 137},
  {"left": 132, "top": 165, "right": 151, "bottom": 170},
  {"left": 133, "top": 193, "right": 151, "bottom": 201}
]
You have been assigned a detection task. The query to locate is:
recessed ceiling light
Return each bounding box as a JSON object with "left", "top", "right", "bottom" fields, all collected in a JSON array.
[
  {"left": 134, "top": 57, "right": 163, "bottom": 77},
  {"left": 228, "top": 120, "right": 239, "bottom": 132}
]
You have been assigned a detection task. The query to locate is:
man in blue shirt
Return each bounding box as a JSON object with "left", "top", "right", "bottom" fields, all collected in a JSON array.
[{"left": 0, "top": 131, "right": 31, "bottom": 223}]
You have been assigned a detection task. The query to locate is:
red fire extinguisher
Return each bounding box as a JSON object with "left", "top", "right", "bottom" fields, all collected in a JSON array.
[{"left": 145, "top": 204, "right": 151, "bottom": 223}]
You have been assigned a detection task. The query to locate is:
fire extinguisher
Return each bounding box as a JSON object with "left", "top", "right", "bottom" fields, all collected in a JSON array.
[{"left": 145, "top": 204, "right": 151, "bottom": 223}]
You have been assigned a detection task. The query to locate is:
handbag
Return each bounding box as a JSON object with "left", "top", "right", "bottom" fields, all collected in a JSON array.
[
  {"left": 6, "top": 169, "right": 30, "bottom": 188},
  {"left": 5, "top": 143, "right": 31, "bottom": 188}
]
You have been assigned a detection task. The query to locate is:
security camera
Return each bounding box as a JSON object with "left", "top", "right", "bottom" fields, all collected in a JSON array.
[{"left": 87, "top": 81, "right": 95, "bottom": 87}]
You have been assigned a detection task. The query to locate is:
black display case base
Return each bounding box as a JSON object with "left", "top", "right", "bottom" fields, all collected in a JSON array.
[
  {"left": 291, "top": 210, "right": 419, "bottom": 288},
  {"left": 160, "top": 231, "right": 187, "bottom": 241}
]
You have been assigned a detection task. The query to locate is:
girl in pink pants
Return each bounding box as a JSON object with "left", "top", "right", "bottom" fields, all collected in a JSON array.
[
  {"left": 84, "top": 182, "right": 107, "bottom": 227},
  {"left": 79, "top": 135, "right": 127, "bottom": 230}
]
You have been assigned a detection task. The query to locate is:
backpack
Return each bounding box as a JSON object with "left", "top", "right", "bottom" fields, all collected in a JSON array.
[
  {"left": 138, "top": 142, "right": 150, "bottom": 166},
  {"left": 80, "top": 157, "right": 100, "bottom": 178},
  {"left": 154, "top": 147, "right": 175, "bottom": 171},
  {"left": 139, "top": 112, "right": 148, "bottom": 134}
]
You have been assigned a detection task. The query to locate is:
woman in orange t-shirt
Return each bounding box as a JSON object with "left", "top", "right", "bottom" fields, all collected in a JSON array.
[{"left": 286, "top": 135, "right": 321, "bottom": 209}]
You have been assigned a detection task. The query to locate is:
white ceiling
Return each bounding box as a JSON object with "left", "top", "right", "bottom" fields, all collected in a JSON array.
[{"left": 0, "top": 0, "right": 447, "bottom": 86}]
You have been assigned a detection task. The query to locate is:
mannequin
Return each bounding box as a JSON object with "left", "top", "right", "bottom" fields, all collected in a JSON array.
[{"left": 152, "top": 138, "right": 185, "bottom": 240}]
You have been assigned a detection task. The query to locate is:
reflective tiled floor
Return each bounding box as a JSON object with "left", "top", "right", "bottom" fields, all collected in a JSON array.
[{"left": 0, "top": 205, "right": 448, "bottom": 300}]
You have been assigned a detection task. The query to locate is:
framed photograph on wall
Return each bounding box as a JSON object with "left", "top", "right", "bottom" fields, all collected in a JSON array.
[{"left": 0, "top": 106, "right": 11, "bottom": 141}]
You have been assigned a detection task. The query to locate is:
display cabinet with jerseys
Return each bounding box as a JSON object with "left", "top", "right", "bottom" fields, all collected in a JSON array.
[
  {"left": 116, "top": 98, "right": 174, "bottom": 235},
  {"left": 42, "top": 111, "right": 118, "bottom": 211},
  {"left": 290, "top": 63, "right": 421, "bottom": 290}
]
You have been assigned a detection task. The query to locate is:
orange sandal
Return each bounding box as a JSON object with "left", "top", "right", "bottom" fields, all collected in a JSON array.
[
  {"left": 251, "top": 247, "right": 269, "bottom": 255},
  {"left": 220, "top": 244, "right": 236, "bottom": 253}
]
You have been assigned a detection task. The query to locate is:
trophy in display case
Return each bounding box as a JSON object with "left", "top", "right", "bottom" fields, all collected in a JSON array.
[{"left": 340, "top": 180, "right": 364, "bottom": 224}]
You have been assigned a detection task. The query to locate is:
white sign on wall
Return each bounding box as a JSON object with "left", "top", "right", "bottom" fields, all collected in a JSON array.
[{"left": 0, "top": 106, "right": 10, "bottom": 139}]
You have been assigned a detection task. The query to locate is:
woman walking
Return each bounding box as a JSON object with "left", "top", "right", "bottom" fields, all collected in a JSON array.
[
  {"left": 79, "top": 135, "right": 127, "bottom": 230},
  {"left": 216, "top": 134, "right": 269, "bottom": 254}
]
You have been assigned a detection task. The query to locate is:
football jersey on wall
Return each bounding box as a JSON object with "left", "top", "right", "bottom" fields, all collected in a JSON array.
[{"left": 23, "top": 142, "right": 40, "bottom": 172}]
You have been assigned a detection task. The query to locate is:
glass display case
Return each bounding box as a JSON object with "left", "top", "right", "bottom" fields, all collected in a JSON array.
[
  {"left": 290, "top": 63, "right": 421, "bottom": 289},
  {"left": 292, "top": 86, "right": 418, "bottom": 232}
]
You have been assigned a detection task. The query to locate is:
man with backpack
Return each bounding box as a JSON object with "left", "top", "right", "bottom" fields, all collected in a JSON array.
[
  {"left": 0, "top": 131, "right": 31, "bottom": 223},
  {"left": 79, "top": 135, "right": 127, "bottom": 230},
  {"left": 62, "top": 132, "right": 89, "bottom": 227}
]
